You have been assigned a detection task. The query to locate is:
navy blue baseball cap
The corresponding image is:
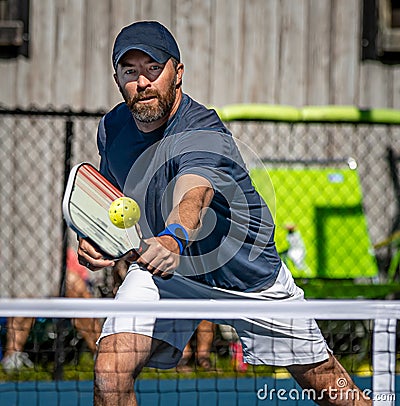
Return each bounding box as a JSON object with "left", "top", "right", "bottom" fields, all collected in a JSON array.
[{"left": 112, "top": 21, "right": 180, "bottom": 70}]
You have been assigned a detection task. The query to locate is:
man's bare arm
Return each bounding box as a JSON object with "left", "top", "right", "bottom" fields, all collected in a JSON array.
[
  {"left": 137, "top": 174, "right": 214, "bottom": 278},
  {"left": 168, "top": 173, "right": 214, "bottom": 239}
]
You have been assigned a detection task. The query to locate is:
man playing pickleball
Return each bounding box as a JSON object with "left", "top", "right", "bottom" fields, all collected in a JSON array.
[{"left": 78, "top": 21, "right": 370, "bottom": 406}]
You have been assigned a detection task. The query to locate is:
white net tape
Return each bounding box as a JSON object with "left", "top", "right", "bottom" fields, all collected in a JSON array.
[{"left": 0, "top": 298, "right": 398, "bottom": 319}]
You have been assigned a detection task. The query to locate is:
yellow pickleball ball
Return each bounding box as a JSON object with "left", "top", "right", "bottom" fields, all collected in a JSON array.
[{"left": 108, "top": 197, "right": 140, "bottom": 229}]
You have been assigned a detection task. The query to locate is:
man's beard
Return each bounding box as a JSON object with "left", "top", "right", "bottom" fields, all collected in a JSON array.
[{"left": 125, "top": 76, "right": 177, "bottom": 123}]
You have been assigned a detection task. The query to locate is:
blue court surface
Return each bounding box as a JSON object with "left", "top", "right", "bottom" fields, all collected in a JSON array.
[{"left": 0, "top": 376, "right": 380, "bottom": 405}]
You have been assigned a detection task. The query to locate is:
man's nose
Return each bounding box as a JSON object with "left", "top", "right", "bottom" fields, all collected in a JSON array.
[{"left": 137, "top": 74, "right": 151, "bottom": 89}]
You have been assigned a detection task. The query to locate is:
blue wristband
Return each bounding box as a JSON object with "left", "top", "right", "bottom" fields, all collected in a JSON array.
[{"left": 157, "top": 223, "right": 189, "bottom": 255}]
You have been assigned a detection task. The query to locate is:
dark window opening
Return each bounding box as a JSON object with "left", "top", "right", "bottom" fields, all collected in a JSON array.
[
  {"left": 0, "top": 0, "right": 29, "bottom": 58},
  {"left": 391, "top": 0, "right": 400, "bottom": 27},
  {"left": 362, "top": 0, "right": 400, "bottom": 64}
]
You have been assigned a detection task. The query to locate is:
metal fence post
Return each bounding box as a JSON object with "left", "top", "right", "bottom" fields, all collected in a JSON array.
[
  {"left": 372, "top": 318, "right": 397, "bottom": 405},
  {"left": 53, "top": 118, "right": 74, "bottom": 381}
]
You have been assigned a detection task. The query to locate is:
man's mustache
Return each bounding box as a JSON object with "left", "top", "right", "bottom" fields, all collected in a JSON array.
[{"left": 130, "top": 91, "right": 159, "bottom": 104}]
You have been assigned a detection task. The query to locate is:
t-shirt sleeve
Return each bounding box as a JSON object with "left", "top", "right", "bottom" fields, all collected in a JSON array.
[
  {"left": 96, "top": 116, "right": 120, "bottom": 188},
  {"left": 173, "top": 130, "right": 241, "bottom": 191}
]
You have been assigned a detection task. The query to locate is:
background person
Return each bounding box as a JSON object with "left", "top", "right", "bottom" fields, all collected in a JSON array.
[
  {"left": 1, "top": 248, "right": 102, "bottom": 373},
  {"left": 177, "top": 320, "right": 215, "bottom": 372}
]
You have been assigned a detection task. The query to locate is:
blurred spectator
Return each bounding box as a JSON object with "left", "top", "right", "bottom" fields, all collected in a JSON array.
[
  {"left": 65, "top": 247, "right": 103, "bottom": 354},
  {"left": 1, "top": 248, "right": 102, "bottom": 373},
  {"left": 219, "top": 324, "right": 248, "bottom": 372},
  {"left": 177, "top": 320, "right": 216, "bottom": 372},
  {"left": 1, "top": 317, "right": 35, "bottom": 372}
]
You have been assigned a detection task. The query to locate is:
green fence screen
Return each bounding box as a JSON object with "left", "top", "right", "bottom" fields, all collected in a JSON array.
[{"left": 251, "top": 163, "right": 378, "bottom": 279}]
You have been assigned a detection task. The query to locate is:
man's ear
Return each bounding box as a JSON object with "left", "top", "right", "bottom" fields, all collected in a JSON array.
[
  {"left": 113, "top": 73, "right": 119, "bottom": 87},
  {"left": 113, "top": 73, "right": 123, "bottom": 93},
  {"left": 176, "top": 63, "right": 184, "bottom": 87}
]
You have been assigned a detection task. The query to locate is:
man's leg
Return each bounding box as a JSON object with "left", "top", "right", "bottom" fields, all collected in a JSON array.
[
  {"left": 65, "top": 270, "right": 102, "bottom": 354},
  {"left": 4, "top": 317, "right": 34, "bottom": 355},
  {"left": 287, "top": 353, "right": 371, "bottom": 406},
  {"left": 1, "top": 317, "right": 34, "bottom": 373},
  {"left": 94, "top": 332, "right": 162, "bottom": 406},
  {"left": 195, "top": 320, "right": 215, "bottom": 369},
  {"left": 176, "top": 340, "right": 193, "bottom": 372}
]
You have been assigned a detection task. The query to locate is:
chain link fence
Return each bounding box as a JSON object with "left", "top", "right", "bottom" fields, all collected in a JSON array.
[
  {"left": 0, "top": 110, "right": 102, "bottom": 299},
  {"left": 232, "top": 121, "right": 399, "bottom": 285},
  {"left": 0, "top": 108, "right": 399, "bottom": 298}
]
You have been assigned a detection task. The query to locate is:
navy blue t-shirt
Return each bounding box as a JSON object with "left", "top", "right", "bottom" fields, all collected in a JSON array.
[{"left": 97, "top": 94, "right": 281, "bottom": 292}]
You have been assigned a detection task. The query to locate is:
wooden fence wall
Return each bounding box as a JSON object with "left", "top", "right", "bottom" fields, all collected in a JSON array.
[{"left": 0, "top": 0, "right": 400, "bottom": 111}]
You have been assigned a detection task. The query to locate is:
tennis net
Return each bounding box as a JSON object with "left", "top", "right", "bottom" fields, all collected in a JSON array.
[{"left": 0, "top": 299, "right": 398, "bottom": 405}]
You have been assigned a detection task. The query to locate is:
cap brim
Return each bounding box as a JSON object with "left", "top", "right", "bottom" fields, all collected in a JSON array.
[{"left": 113, "top": 45, "right": 170, "bottom": 69}]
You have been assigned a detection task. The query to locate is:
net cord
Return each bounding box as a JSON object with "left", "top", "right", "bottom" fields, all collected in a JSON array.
[{"left": 0, "top": 299, "right": 398, "bottom": 319}]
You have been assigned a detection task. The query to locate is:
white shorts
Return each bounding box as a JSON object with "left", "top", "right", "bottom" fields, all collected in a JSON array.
[{"left": 99, "top": 262, "right": 330, "bottom": 369}]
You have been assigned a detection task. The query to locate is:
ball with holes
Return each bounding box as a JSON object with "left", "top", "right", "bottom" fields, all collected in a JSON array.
[{"left": 108, "top": 197, "right": 140, "bottom": 229}]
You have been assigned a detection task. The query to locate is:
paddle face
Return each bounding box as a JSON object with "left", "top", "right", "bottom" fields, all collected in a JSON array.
[{"left": 62, "top": 162, "right": 141, "bottom": 259}]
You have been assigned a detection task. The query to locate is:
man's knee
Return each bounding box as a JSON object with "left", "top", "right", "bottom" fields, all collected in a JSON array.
[
  {"left": 94, "top": 367, "right": 137, "bottom": 406},
  {"left": 94, "top": 369, "right": 136, "bottom": 398},
  {"left": 95, "top": 332, "right": 153, "bottom": 381},
  {"left": 94, "top": 345, "right": 143, "bottom": 397}
]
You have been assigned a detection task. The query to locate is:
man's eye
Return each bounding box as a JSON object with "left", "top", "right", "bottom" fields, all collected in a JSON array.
[
  {"left": 149, "top": 65, "right": 162, "bottom": 71},
  {"left": 124, "top": 69, "right": 137, "bottom": 76}
]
